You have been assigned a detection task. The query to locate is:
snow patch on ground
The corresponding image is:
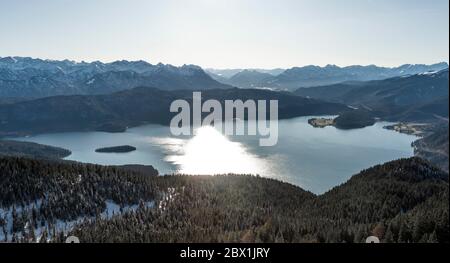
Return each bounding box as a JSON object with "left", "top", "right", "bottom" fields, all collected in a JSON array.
[
  {"left": 418, "top": 71, "right": 439, "bottom": 76},
  {"left": 0, "top": 199, "right": 154, "bottom": 242},
  {"left": 158, "top": 187, "right": 183, "bottom": 211}
]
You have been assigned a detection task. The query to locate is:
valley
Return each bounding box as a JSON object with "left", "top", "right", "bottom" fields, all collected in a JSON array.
[
  {"left": 10, "top": 117, "right": 417, "bottom": 194},
  {"left": 0, "top": 57, "right": 448, "bottom": 243}
]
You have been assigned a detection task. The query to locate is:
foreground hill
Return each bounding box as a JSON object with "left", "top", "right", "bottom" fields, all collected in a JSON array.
[
  {"left": 0, "top": 57, "right": 231, "bottom": 98},
  {"left": 295, "top": 69, "right": 449, "bottom": 123},
  {"left": 0, "top": 156, "right": 447, "bottom": 243},
  {"left": 0, "top": 87, "right": 349, "bottom": 137}
]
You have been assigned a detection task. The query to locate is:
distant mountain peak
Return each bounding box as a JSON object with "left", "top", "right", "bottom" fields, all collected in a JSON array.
[{"left": 0, "top": 56, "right": 18, "bottom": 63}]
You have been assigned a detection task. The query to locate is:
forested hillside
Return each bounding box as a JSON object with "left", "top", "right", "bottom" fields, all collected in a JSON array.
[
  {"left": 413, "top": 123, "right": 449, "bottom": 172},
  {"left": 294, "top": 69, "right": 449, "bottom": 123},
  {"left": 0, "top": 87, "right": 349, "bottom": 137},
  {"left": 0, "top": 140, "right": 71, "bottom": 159},
  {"left": 0, "top": 157, "right": 447, "bottom": 243}
]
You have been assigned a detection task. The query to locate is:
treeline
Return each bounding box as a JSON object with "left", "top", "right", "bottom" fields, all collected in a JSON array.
[{"left": 0, "top": 156, "right": 448, "bottom": 243}]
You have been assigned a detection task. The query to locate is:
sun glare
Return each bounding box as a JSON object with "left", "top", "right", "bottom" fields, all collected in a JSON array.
[{"left": 165, "top": 126, "right": 264, "bottom": 175}]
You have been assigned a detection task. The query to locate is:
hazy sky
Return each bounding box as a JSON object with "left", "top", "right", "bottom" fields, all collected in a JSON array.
[{"left": 1, "top": 0, "right": 448, "bottom": 68}]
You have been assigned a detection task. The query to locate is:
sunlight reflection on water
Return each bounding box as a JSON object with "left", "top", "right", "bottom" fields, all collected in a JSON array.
[{"left": 157, "top": 126, "right": 267, "bottom": 175}]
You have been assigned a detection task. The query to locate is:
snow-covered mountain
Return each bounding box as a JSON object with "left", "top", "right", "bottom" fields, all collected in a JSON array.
[
  {"left": 207, "top": 63, "right": 449, "bottom": 90},
  {"left": 0, "top": 57, "right": 231, "bottom": 98}
]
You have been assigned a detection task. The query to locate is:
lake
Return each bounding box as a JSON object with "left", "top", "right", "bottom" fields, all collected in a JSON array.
[{"left": 13, "top": 116, "right": 417, "bottom": 194}]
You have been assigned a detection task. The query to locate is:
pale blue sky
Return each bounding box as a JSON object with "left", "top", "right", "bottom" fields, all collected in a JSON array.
[{"left": 0, "top": 0, "right": 448, "bottom": 68}]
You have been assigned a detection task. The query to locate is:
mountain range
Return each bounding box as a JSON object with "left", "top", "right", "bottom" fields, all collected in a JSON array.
[
  {"left": 0, "top": 56, "right": 231, "bottom": 98},
  {"left": 2, "top": 57, "right": 447, "bottom": 98},
  {"left": 207, "top": 63, "right": 449, "bottom": 90},
  {"left": 294, "top": 69, "right": 449, "bottom": 123}
]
